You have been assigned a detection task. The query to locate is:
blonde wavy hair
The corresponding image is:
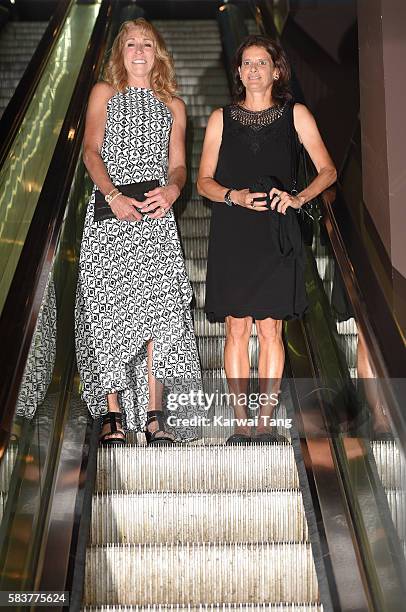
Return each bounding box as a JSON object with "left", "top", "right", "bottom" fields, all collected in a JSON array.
[{"left": 103, "top": 18, "right": 177, "bottom": 103}]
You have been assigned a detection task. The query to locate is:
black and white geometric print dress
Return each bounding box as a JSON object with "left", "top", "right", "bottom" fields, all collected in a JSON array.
[{"left": 75, "top": 86, "right": 202, "bottom": 439}]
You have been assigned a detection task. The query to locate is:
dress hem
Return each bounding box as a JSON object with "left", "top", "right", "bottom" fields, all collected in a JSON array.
[{"left": 205, "top": 305, "right": 308, "bottom": 323}]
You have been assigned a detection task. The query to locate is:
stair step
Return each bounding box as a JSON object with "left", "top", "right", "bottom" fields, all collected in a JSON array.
[
  {"left": 84, "top": 542, "right": 318, "bottom": 606},
  {"left": 173, "top": 59, "right": 223, "bottom": 67},
  {"left": 186, "top": 259, "right": 207, "bottom": 282},
  {"left": 179, "top": 85, "right": 228, "bottom": 96},
  {"left": 90, "top": 491, "right": 308, "bottom": 545},
  {"left": 177, "top": 76, "right": 228, "bottom": 85},
  {"left": 83, "top": 605, "right": 322, "bottom": 611},
  {"left": 372, "top": 441, "right": 405, "bottom": 489},
  {"left": 178, "top": 218, "right": 210, "bottom": 237},
  {"left": 176, "top": 200, "right": 211, "bottom": 218},
  {"left": 182, "top": 237, "right": 208, "bottom": 259},
  {"left": 197, "top": 336, "right": 259, "bottom": 369},
  {"left": 385, "top": 488, "right": 406, "bottom": 539},
  {"left": 191, "top": 281, "right": 206, "bottom": 308},
  {"left": 0, "top": 445, "right": 17, "bottom": 493},
  {"left": 84, "top": 606, "right": 322, "bottom": 611},
  {"left": 96, "top": 446, "right": 299, "bottom": 493}
]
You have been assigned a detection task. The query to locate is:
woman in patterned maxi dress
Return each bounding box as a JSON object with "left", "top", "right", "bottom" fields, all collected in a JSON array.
[{"left": 75, "top": 19, "right": 201, "bottom": 444}]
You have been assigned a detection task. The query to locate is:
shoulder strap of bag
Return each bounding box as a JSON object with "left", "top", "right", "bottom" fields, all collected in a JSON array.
[{"left": 289, "top": 100, "right": 302, "bottom": 195}]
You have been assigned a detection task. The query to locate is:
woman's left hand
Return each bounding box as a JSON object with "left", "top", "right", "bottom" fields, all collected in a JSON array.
[
  {"left": 139, "top": 184, "right": 180, "bottom": 218},
  {"left": 269, "top": 188, "right": 303, "bottom": 215}
]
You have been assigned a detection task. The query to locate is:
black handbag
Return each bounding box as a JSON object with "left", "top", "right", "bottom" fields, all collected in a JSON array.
[{"left": 93, "top": 179, "right": 160, "bottom": 222}]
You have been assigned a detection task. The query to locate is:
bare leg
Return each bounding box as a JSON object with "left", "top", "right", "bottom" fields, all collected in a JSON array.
[
  {"left": 255, "top": 318, "right": 284, "bottom": 434},
  {"left": 357, "top": 330, "right": 390, "bottom": 434},
  {"left": 100, "top": 392, "right": 125, "bottom": 441},
  {"left": 224, "top": 316, "right": 253, "bottom": 436},
  {"left": 145, "top": 339, "right": 174, "bottom": 440}
]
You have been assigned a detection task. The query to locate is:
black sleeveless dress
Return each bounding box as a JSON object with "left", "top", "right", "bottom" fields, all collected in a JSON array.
[{"left": 205, "top": 101, "right": 308, "bottom": 322}]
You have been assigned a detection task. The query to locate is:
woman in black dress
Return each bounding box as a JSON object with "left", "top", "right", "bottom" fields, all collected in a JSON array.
[{"left": 197, "top": 35, "right": 336, "bottom": 444}]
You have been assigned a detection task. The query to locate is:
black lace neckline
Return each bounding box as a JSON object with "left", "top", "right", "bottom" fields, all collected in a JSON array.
[{"left": 230, "top": 102, "right": 287, "bottom": 128}]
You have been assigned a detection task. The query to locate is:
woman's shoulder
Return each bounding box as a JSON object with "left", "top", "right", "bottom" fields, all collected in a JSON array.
[
  {"left": 206, "top": 107, "right": 224, "bottom": 128},
  {"left": 91, "top": 81, "right": 118, "bottom": 103},
  {"left": 292, "top": 102, "right": 312, "bottom": 121},
  {"left": 167, "top": 95, "right": 186, "bottom": 114}
]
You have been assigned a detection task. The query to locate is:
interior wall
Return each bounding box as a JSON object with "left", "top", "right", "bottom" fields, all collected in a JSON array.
[{"left": 358, "top": 0, "right": 406, "bottom": 279}]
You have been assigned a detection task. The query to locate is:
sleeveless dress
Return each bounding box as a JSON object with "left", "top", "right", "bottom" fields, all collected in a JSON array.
[
  {"left": 75, "top": 86, "right": 201, "bottom": 439},
  {"left": 205, "top": 101, "right": 308, "bottom": 322}
]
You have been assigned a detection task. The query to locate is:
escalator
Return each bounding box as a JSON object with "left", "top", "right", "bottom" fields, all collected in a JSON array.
[
  {"left": 0, "top": 20, "right": 48, "bottom": 117},
  {"left": 0, "top": 3, "right": 405, "bottom": 611},
  {"left": 83, "top": 19, "right": 320, "bottom": 610}
]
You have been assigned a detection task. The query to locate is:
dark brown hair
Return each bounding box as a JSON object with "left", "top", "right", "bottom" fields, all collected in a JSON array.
[{"left": 232, "top": 35, "right": 292, "bottom": 106}]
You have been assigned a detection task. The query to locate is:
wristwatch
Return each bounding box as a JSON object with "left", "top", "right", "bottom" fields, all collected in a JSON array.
[{"left": 224, "top": 189, "right": 234, "bottom": 207}]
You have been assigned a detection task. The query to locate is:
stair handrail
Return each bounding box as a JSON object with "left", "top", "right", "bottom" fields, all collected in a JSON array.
[{"left": 0, "top": 0, "right": 74, "bottom": 169}]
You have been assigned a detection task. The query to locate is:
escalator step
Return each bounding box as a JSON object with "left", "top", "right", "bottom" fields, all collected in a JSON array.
[
  {"left": 178, "top": 218, "right": 210, "bottom": 237},
  {"left": 83, "top": 606, "right": 322, "bottom": 611},
  {"left": 90, "top": 490, "right": 308, "bottom": 545},
  {"left": 95, "top": 446, "right": 299, "bottom": 493},
  {"left": 84, "top": 542, "right": 318, "bottom": 606},
  {"left": 372, "top": 441, "right": 405, "bottom": 489},
  {"left": 0, "top": 21, "right": 48, "bottom": 116}
]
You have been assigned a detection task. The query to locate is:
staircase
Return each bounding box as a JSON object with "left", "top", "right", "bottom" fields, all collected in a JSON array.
[
  {"left": 0, "top": 21, "right": 48, "bottom": 118},
  {"left": 83, "top": 20, "right": 322, "bottom": 610}
]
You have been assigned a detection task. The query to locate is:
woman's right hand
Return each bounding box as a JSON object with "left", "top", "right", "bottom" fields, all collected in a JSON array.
[
  {"left": 110, "top": 194, "right": 143, "bottom": 221},
  {"left": 231, "top": 189, "right": 268, "bottom": 211}
]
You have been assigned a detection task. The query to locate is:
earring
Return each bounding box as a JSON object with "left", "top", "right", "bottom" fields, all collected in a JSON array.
[{"left": 274, "top": 75, "right": 279, "bottom": 80}]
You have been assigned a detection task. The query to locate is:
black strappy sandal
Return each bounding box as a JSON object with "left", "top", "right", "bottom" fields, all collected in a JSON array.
[
  {"left": 252, "top": 429, "right": 287, "bottom": 444},
  {"left": 145, "top": 410, "right": 175, "bottom": 445},
  {"left": 99, "top": 412, "right": 126, "bottom": 446},
  {"left": 226, "top": 433, "right": 252, "bottom": 445}
]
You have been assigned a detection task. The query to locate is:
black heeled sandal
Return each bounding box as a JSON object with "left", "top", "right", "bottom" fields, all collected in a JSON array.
[
  {"left": 99, "top": 412, "right": 126, "bottom": 446},
  {"left": 145, "top": 410, "right": 174, "bottom": 445}
]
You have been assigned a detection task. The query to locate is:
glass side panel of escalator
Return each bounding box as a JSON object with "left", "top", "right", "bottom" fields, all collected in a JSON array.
[
  {"left": 307, "top": 191, "right": 406, "bottom": 602},
  {"left": 0, "top": 0, "right": 101, "bottom": 315}
]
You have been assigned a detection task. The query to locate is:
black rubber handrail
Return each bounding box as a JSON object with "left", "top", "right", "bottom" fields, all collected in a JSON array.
[
  {"left": 0, "top": 0, "right": 74, "bottom": 169},
  {"left": 0, "top": 0, "right": 113, "bottom": 454}
]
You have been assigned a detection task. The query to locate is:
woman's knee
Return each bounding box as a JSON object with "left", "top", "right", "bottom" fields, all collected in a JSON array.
[
  {"left": 225, "top": 316, "right": 252, "bottom": 342},
  {"left": 256, "top": 318, "right": 282, "bottom": 343}
]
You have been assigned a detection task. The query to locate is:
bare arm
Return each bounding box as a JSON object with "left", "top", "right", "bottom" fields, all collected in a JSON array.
[
  {"left": 271, "top": 103, "right": 337, "bottom": 214},
  {"left": 197, "top": 109, "right": 267, "bottom": 210},
  {"left": 83, "top": 81, "right": 141, "bottom": 221},
  {"left": 83, "top": 82, "right": 117, "bottom": 196},
  {"left": 293, "top": 103, "right": 337, "bottom": 204},
  {"left": 142, "top": 97, "right": 187, "bottom": 218}
]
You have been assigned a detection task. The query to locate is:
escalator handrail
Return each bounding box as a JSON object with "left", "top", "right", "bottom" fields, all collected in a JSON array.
[
  {"left": 0, "top": 0, "right": 74, "bottom": 169},
  {"left": 322, "top": 192, "right": 406, "bottom": 446},
  {"left": 0, "top": 0, "right": 113, "bottom": 452}
]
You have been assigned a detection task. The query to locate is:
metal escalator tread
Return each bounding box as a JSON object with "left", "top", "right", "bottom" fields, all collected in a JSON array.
[
  {"left": 84, "top": 606, "right": 322, "bottom": 611},
  {"left": 83, "top": 20, "right": 321, "bottom": 610},
  {"left": 0, "top": 21, "right": 48, "bottom": 118}
]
